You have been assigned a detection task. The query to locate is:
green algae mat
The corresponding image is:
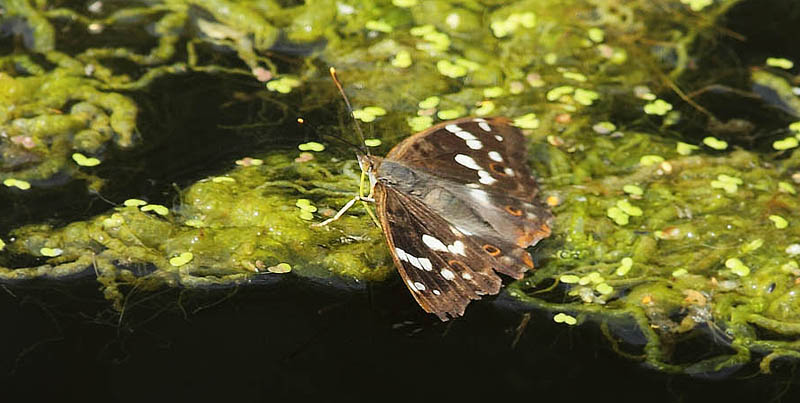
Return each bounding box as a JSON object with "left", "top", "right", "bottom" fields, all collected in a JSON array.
[{"left": 3, "top": 0, "right": 800, "bottom": 377}]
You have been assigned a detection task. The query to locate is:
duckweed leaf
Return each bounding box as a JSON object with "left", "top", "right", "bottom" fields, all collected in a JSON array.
[
  {"left": 169, "top": 252, "right": 194, "bottom": 267},
  {"left": 553, "top": 313, "right": 577, "bottom": 325},
  {"left": 703, "top": 136, "right": 728, "bottom": 150}
]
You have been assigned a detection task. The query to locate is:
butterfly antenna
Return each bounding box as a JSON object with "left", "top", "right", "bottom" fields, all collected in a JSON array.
[{"left": 329, "top": 67, "right": 369, "bottom": 156}]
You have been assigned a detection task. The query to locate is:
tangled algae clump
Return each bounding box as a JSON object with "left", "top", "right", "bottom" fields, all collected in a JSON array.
[{"left": 3, "top": 0, "right": 800, "bottom": 375}]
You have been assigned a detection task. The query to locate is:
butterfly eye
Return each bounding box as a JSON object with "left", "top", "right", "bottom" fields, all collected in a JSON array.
[
  {"left": 482, "top": 244, "right": 501, "bottom": 256},
  {"left": 505, "top": 206, "right": 523, "bottom": 216}
]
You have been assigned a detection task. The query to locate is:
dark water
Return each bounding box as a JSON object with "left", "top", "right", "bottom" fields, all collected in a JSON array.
[{"left": 2, "top": 279, "right": 798, "bottom": 402}]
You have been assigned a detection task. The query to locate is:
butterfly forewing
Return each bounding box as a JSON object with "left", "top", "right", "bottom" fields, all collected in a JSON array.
[
  {"left": 374, "top": 182, "right": 504, "bottom": 320},
  {"left": 385, "top": 117, "right": 540, "bottom": 203}
]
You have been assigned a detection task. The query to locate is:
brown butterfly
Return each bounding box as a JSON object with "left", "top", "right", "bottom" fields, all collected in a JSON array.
[{"left": 320, "top": 69, "right": 553, "bottom": 321}]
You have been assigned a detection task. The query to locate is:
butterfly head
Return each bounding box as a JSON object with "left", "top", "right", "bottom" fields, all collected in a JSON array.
[{"left": 357, "top": 153, "right": 383, "bottom": 191}]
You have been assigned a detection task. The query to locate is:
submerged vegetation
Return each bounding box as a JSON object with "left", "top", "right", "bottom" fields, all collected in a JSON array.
[{"left": 2, "top": 0, "right": 800, "bottom": 375}]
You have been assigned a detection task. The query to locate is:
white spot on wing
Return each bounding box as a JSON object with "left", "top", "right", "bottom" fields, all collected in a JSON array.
[
  {"left": 445, "top": 124, "right": 461, "bottom": 133},
  {"left": 495, "top": 135, "right": 504, "bottom": 142},
  {"left": 466, "top": 139, "right": 483, "bottom": 150},
  {"left": 455, "top": 154, "right": 481, "bottom": 170},
  {"left": 408, "top": 254, "right": 422, "bottom": 270},
  {"left": 414, "top": 281, "right": 426, "bottom": 291},
  {"left": 473, "top": 118, "right": 486, "bottom": 122},
  {"left": 408, "top": 280, "right": 418, "bottom": 291},
  {"left": 504, "top": 167, "right": 515, "bottom": 176},
  {"left": 422, "top": 234, "right": 448, "bottom": 252},
  {"left": 419, "top": 257, "right": 433, "bottom": 271},
  {"left": 448, "top": 240, "right": 466, "bottom": 256},
  {"left": 478, "top": 170, "right": 497, "bottom": 185},
  {"left": 395, "top": 248, "right": 408, "bottom": 262},
  {"left": 478, "top": 122, "right": 491, "bottom": 132},
  {"left": 488, "top": 151, "right": 503, "bottom": 162},
  {"left": 462, "top": 272, "right": 473, "bottom": 280},
  {"left": 433, "top": 289, "right": 441, "bottom": 296},
  {"left": 441, "top": 269, "right": 455, "bottom": 280},
  {"left": 466, "top": 183, "right": 480, "bottom": 189},
  {"left": 454, "top": 131, "right": 477, "bottom": 141},
  {"left": 470, "top": 188, "right": 490, "bottom": 204}
]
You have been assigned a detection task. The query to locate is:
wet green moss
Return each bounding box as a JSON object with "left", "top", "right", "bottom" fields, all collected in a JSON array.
[{"left": 3, "top": 0, "right": 800, "bottom": 375}]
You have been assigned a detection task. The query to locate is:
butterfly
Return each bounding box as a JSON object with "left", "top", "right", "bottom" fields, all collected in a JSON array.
[
  {"left": 357, "top": 117, "right": 553, "bottom": 320},
  {"left": 320, "top": 69, "right": 553, "bottom": 321}
]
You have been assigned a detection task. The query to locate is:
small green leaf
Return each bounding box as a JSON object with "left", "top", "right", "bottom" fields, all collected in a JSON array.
[
  {"left": 391, "top": 50, "right": 412, "bottom": 68},
  {"left": 595, "top": 283, "right": 614, "bottom": 295},
  {"left": 703, "top": 136, "right": 728, "bottom": 150},
  {"left": 365, "top": 20, "right": 393, "bottom": 33},
  {"left": 643, "top": 99, "right": 672, "bottom": 115},
  {"left": 407, "top": 116, "right": 433, "bottom": 131},
  {"left": 141, "top": 204, "right": 169, "bottom": 216},
  {"left": 474, "top": 101, "right": 496, "bottom": 116},
  {"left": 766, "top": 57, "right": 794, "bottom": 70},
  {"left": 615, "top": 257, "right": 633, "bottom": 276},
  {"left": 779, "top": 181, "right": 796, "bottom": 194},
  {"left": 72, "top": 152, "right": 101, "bottom": 167},
  {"left": 587, "top": 28, "right": 605, "bottom": 43},
  {"left": 392, "top": 0, "right": 417, "bottom": 7},
  {"left": 773, "top": 137, "right": 799, "bottom": 150},
  {"left": 437, "top": 108, "right": 464, "bottom": 120},
  {"left": 268, "top": 262, "right": 292, "bottom": 273},
  {"left": 418, "top": 96, "right": 440, "bottom": 109},
  {"left": 623, "top": 185, "right": 643, "bottom": 196},
  {"left": 436, "top": 60, "right": 467, "bottom": 78},
  {"left": 211, "top": 176, "right": 235, "bottom": 183},
  {"left": 513, "top": 113, "right": 540, "bottom": 129},
  {"left": 607, "top": 206, "right": 629, "bottom": 225},
  {"left": 298, "top": 142, "right": 325, "bottom": 152},
  {"left": 769, "top": 215, "right": 789, "bottom": 229},
  {"left": 123, "top": 198, "right": 147, "bottom": 207},
  {"left": 725, "top": 258, "right": 750, "bottom": 277},
  {"left": 3, "top": 178, "right": 31, "bottom": 190},
  {"left": 560, "top": 274, "right": 580, "bottom": 284},
  {"left": 169, "top": 252, "right": 194, "bottom": 267},
  {"left": 364, "top": 138, "right": 382, "bottom": 147},
  {"left": 672, "top": 268, "right": 688, "bottom": 277},
  {"left": 546, "top": 86, "right": 574, "bottom": 101},
  {"left": 639, "top": 155, "right": 664, "bottom": 166},
  {"left": 553, "top": 313, "right": 577, "bottom": 325},
  {"left": 573, "top": 89, "right": 599, "bottom": 105},
  {"left": 562, "top": 72, "right": 587, "bottom": 82},
  {"left": 483, "top": 86, "right": 504, "bottom": 98},
  {"left": 616, "top": 199, "right": 643, "bottom": 216},
  {"left": 592, "top": 121, "right": 616, "bottom": 134},
  {"left": 40, "top": 247, "right": 63, "bottom": 257},
  {"left": 676, "top": 142, "right": 699, "bottom": 155}
]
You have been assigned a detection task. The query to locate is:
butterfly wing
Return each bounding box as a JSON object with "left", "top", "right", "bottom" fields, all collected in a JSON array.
[
  {"left": 385, "top": 117, "right": 540, "bottom": 203},
  {"left": 374, "top": 182, "right": 506, "bottom": 321},
  {"left": 381, "top": 116, "right": 552, "bottom": 255}
]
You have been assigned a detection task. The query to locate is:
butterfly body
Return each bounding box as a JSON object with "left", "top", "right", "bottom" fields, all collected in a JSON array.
[{"left": 361, "top": 117, "right": 553, "bottom": 321}]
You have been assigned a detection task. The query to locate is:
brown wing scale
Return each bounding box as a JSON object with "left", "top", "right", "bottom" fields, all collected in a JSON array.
[{"left": 374, "top": 182, "right": 509, "bottom": 321}]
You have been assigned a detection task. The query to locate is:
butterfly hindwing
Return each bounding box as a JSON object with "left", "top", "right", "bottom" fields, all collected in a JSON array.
[
  {"left": 374, "top": 182, "right": 504, "bottom": 320},
  {"left": 385, "top": 117, "right": 540, "bottom": 203}
]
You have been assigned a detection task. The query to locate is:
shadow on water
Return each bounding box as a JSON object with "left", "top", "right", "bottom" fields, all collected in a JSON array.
[{"left": 1, "top": 279, "right": 799, "bottom": 402}]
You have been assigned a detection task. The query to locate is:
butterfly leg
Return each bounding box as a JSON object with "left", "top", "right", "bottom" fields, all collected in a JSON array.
[{"left": 312, "top": 195, "right": 375, "bottom": 227}]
